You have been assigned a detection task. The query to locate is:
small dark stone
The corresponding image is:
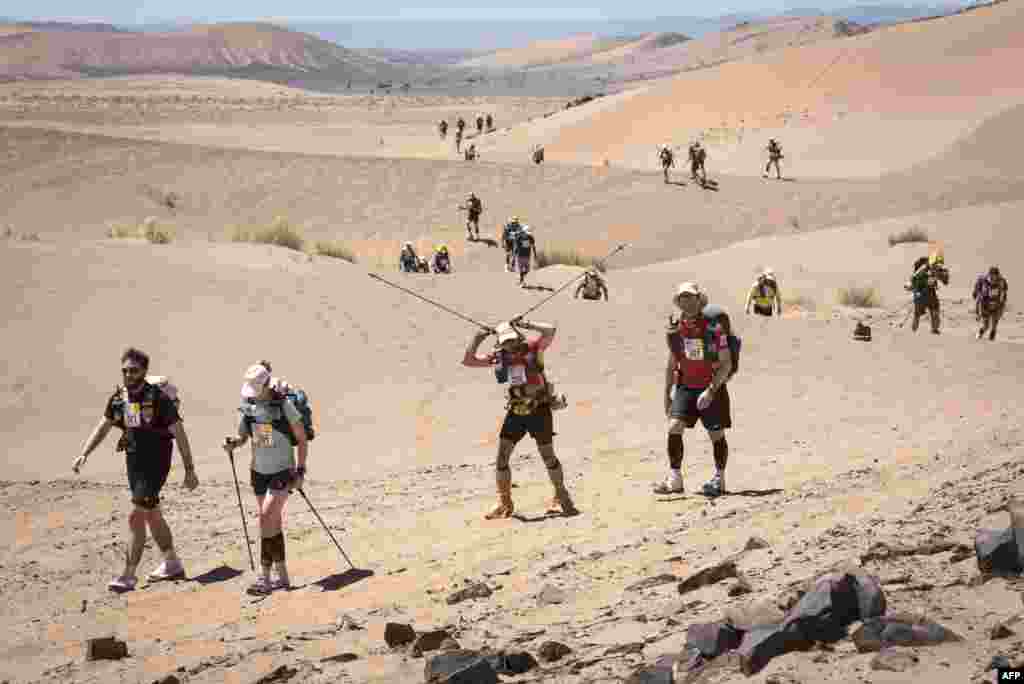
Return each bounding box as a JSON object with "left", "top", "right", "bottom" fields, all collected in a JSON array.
[
  {"left": 446, "top": 582, "right": 493, "bottom": 605},
  {"left": 384, "top": 622, "right": 416, "bottom": 648},
  {"left": 412, "top": 630, "right": 454, "bottom": 657},
  {"left": 991, "top": 622, "right": 1015, "bottom": 640},
  {"left": 851, "top": 614, "right": 963, "bottom": 652},
  {"left": 989, "top": 655, "right": 1013, "bottom": 670},
  {"left": 624, "top": 662, "right": 673, "bottom": 684},
  {"left": 537, "top": 641, "right": 572, "bottom": 662},
  {"left": 744, "top": 536, "right": 770, "bottom": 551},
  {"left": 86, "top": 636, "right": 127, "bottom": 661},
  {"left": 604, "top": 642, "right": 645, "bottom": 656},
  {"left": 537, "top": 584, "right": 568, "bottom": 605},
  {"left": 482, "top": 650, "right": 538, "bottom": 675},
  {"left": 252, "top": 664, "right": 299, "bottom": 684},
  {"left": 728, "top": 575, "right": 753, "bottom": 596},
  {"left": 152, "top": 676, "right": 182, "bottom": 684},
  {"left": 320, "top": 652, "right": 359, "bottom": 664}
]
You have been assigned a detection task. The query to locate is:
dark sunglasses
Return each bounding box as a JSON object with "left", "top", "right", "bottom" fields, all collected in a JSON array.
[{"left": 121, "top": 366, "right": 145, "bottom": 375}]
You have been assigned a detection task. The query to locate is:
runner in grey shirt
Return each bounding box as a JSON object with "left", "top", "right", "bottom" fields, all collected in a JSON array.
[{"left": 224, "top": 361, "right": 308, "bottom": 595}]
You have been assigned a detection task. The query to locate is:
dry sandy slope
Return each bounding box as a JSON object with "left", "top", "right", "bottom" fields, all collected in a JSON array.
[
  {"left": 528, "top": 0, "right": 1024, "bottom": 174},
  {"left": 2, "top": 201, "right": 1024, "bottom": 684}
]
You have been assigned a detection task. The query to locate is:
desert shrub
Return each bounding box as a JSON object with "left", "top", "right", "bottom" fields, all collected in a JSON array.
[
  {"left": 534, "top": 246, "right": 607, "bottom": 272},
  {"left": 314, "top": 241, "right": 357, "bottom": 263},
  {"left": 784, "top": 294, "right": 816, "bottom": 311},
  {"left": 231, "top": 216, "right": 304, "bottom": 251},
  {"left": 107, "top": 223, "right": 139, "bottom": 239},
  {"left": 837, "top": 285, "right": 881, "bottom": 308},
  {"left": 141, "top": 217, "right": 173, "bottom": 244},
  {"left": 888, "top": 227, "right": 929, "bottom": 246}
]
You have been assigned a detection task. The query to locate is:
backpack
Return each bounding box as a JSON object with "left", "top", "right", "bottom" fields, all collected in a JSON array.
[
  {"left": 668, "top": 306, "right": 741, "bottom": 380},
  {"left": 241, "top": 384, "right": 315, "bottom": 447},
  {"left": 516, "top": 231, "right": 533, "bottom": 252}
]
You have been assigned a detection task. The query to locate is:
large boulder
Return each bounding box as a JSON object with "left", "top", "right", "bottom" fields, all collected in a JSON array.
[
  {"left": 781, "top": 573, "right": 861, "bottom": 643},
  {"left": 737, "top": 622, "right": 813, "bottom": 676},
  {"left": 424, "top": 650, "right": 499, "bottom": 684},
  {"left": 384, "top": 622, "right": 417, "bottom": 648},
  {"left": 481, "top": 650, "right": 538, "bottom": 675},
  {"left": 976, "top": 527, "right": 1022, "bottom": 575}
]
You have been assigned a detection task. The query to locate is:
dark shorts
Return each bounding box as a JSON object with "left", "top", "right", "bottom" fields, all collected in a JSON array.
[
  {"left": 251, "top": 469, "right": 294, "bottom": 497},
  {"left": 582, "top": 291, "right": 602, "bottom": 300},
  {"left": 500, "top": 403, "right": 555, "bottom": 445},
  {"left": 126, "top": 445, "right": 173, "bottom": 509},
  {"left": 670, "top": 384, "right": 732, "bottom": 431},
  {"left": 753, "top": 304, "right": 773, "bottom": 317},
  {"left": 914, "top": 289, "right": 939, "bottom": 315}
]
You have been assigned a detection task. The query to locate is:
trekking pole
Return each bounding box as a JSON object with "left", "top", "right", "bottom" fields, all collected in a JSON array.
[
  {"left": 296, "top": 488, "right": 355, "bottom": 570},
  {"left": 226, "top": 448, "right": 255, "bottom": 571},
  {"left": 897, "top": 300, "right": 915, "bottom": 328},
  {"left": 511, "top": 243, "right": 629, "bottom": 321},
  {"left": 368, "top": 273, "right": 495, "bottom": 332}
]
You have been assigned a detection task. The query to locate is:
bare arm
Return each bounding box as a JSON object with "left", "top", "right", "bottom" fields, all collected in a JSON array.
[
  {"left": 664, "top": 350, "right": 676, "bottom": 401},
  {"left": 81, "top": 418, "right": 114, "bottom": 459},
  {"left": 168, "top": 422, "right": 195, "bottom": 473},
  {"left": 462, "top": 331, "right": 495, "bottom": 368},
  {"left": 744, "top": 285, "right": 755, "bottom": 314},
  {"left": 774, "top": 288, "right": 783, "bottom": 316},
  {"left": 574, "top": 282, "right": 583, "bottom": 298},
  {"left": 709, "top": 345, "right": 733, "bottom": 394},
  {"left": 290, "top": 420, "right": 308, "bottom": 468},
  {"left": 601, "top": 282, "right": 609, "bottom": 301}
]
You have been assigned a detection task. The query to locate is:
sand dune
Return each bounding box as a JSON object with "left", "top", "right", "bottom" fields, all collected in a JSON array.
[{"left": 539, "top": 0, "right": 1024, "bottom": 171}]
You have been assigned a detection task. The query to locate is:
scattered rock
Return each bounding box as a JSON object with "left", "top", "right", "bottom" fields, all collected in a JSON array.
[
  {"left": 626, "top": 574, "right": 678, "bottom": 592},
  {"left": 384, "top": 622, "right": 417, "bottom": 648},
  {"left": 861, "top": 539, "right": 969, "bottom": 563},
  {"left": 537, "top": 641, "right": 572, "bottom": 662},
  {"left": 783, "top": 573, "right": 863, "bottom": 643},
  {"left": 86, "top": 636, "right": 128, "bottom": 661},
  {"left": 737, "top": 622, "right": 812, "bottom": 675},
  {"left": 625, "top": 661, "right": 673, "bottom": 684},
  {"left": 446, "top": 583, "right": 493, "bottom": 605},
  {"left": 870, "top": 647, "right": 919, "bottom": 672},
  {"left": 412, "top": 630, "right": 454, "bottom": 657},
  {"left": 678, "top": 559, "right": 738, "bottom": 595},
  {"left": 851, "top": 613, "right": 963, "bottom": 652},
  {"left": 989, "top": 655, "right": 1013, "bottom": 670},
  {"left": 152, "top": 676, "right": 181, "bottom": 684},
  {"left": 684, "top": 620, "right": 743, "bottom": 670},
  {"left": 440, "top": 638, "right": 462, "bottom": 651},
  {"left": 424, "top": 650, "right": 498, "bottom": 684},
  {"left": 728, "top": 575, "right": 754, "bottom": 597},
  {"left": 252, "top": 664, "right": 298, "bottom": 683},
  {"left": 537, "top": 584, "right": 568, "bottom": 605},
  {"left": 765, "top": 675, "right": 802, "bottom": 684},
  {"left": 482, "top": 650, "right": 538, "bottom": 675},
  {"left": 605, "top": 642, "right": 645, "bottom": 656},
  {"left": 744, "top": 536, "right": 770, "bottom": 551},
  {"left": 976, "top": 527, "right": 1022, "bottom": 575},
  {"left": 320, "top": 652, "right": 359, "bottom": 664},
  {"left": 991, "top": 622, "right": 1016, "bottom": 640}
]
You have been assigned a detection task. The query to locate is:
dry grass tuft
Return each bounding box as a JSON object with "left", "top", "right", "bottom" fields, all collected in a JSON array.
[
  {"left": 231, "top": 216, "right": 304, "bottom": 251},
  {"left": 313, "top": 241, "right": 357, "bottom": 263},
  {"left": 888, "top": 226, "right": 929, "bottom": 246},
  {"left": 534, "top": 246, "right": 607, "bottom": 272},
  {"left": 837, "top": 285, "right": 882, "bottom": 308}
]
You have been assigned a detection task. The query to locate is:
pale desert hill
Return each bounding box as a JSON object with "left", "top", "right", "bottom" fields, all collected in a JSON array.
[
  {"left": 0, "top": 21, "right": 417, "bottom": 83},
  {"left": 457, "top": 33, "right": 637, "bottom": 69},
  {"left": 531, "top": 0, "right": 1024, "bottom": 173}
]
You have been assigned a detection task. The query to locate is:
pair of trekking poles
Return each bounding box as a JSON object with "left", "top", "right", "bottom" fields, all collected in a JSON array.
[{"left": 225, "top": 442, "right": 354, "bottom": 572}]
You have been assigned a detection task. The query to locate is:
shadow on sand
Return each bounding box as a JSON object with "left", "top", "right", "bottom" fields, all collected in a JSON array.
[
  {"left": 468, "top": 236, "right": 500, "bottom": 248},
  {"left": 314, "top": 567, "right": 375, "bottom": 592},
  {"left": 191, "top": 565, "right": 245, "bottom": 585}
]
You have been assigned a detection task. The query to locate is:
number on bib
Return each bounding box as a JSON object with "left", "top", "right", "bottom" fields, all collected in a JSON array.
[
  {"left": 125, "top": 402, "right": 142, "bottom": 428},
  {"left": 683, "top": 338, "right": 705, "bottom": 361},
  {"left": 508, "top": 364, "right": 527, "bottom": 386},
  {"left": 254, "top": 423, "right": 274, "bottom": 448}
]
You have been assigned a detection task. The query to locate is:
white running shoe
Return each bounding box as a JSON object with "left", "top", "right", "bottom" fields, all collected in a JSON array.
[
  {"left": 108, "top": 575, "right": 137, "bottom": 593},
  {"left": 148, "top": 559, "right": 186, "bottom": 581},
  {"left": 652, "top": 472, "right": 685, "bottom": 495}
]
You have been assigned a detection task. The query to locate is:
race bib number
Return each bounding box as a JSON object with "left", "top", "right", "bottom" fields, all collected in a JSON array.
[
  {"left": 508, "top": 364, "right": 527, "bottom": 386},
  {"left": 683, "top": 338, "right": 705, "bottom": 361},
  {"left": 125, "top": 402, "right": 142, "bottom": 428},
  {"left": 254, "top": 423, "right": 274, "bottom": 448}
]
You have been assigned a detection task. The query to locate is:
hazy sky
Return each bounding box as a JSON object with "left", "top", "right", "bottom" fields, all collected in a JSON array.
[{"left": 7, "top": 0, "right": 883, "bottom": 24}]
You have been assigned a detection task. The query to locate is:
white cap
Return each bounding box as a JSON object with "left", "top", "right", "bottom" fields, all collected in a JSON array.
[
  {"left": 241, "top": 364, "right": 271, "bottom": 399},
  {"left": 495, "top": 322, "right": 519, "bottom": 344},
  {"left": 676, "top": 281, "right": 700, "bottom": 297}
]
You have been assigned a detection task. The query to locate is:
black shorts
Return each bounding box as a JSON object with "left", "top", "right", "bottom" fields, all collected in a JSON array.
[
  {"left": 753, "top": 303, "right": 773, "bottom": 317},
  {"left": 126, "top": 444, "right": 173, "bottom": 509},
  {"left": 670, "top": 384, "right": 732, "bottom": 431},
  {"left": 251, "top": 469, "right": 294, "bottom": 497},
  {"left": 914, "top": 289, "right": 939, "bottom": 315},
  {"left": 499, "top": 404, "right": 555, "bottom": 445}
]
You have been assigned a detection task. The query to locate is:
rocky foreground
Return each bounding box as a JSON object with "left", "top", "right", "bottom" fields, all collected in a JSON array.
[{"left": 3, "top": 420, "right": 1024, "bottom": 684}]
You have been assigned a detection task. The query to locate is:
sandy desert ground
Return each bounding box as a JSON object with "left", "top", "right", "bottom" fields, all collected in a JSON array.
[{"left": 3, "top": 4, "right": 1024, "bottom": 684}]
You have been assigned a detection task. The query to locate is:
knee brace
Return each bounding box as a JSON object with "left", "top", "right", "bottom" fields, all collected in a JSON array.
[
  {"left": 667, "top": 433, "right": 683, "bottom": 470},
  {"left": 538, "top": 443, "right": 560, "bottom": 469},
  {"left": 713, "top": 437, "right": 729, "bottom": 472}
]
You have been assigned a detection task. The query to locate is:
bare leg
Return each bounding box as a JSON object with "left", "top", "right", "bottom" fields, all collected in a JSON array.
[
  {"left": 147, "top": 507, "right": 178, "bottom": 561},
  {"left": 123, "top": 506, "right": 148, "bottom": 577}
]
